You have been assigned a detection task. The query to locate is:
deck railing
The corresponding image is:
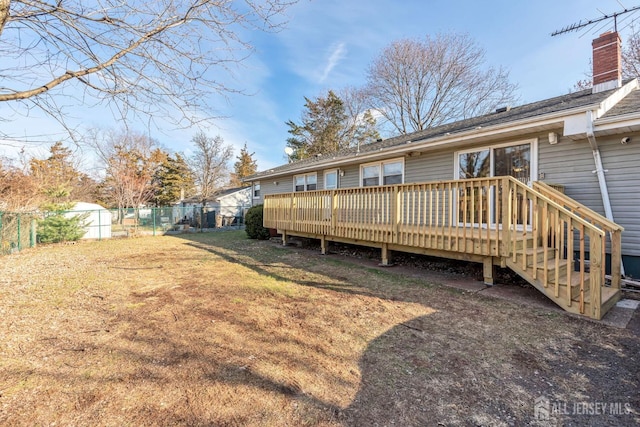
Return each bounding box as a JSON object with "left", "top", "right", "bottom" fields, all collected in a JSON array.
[
  {"left": 265, "top": 178, "right": 506, "bottom": 255},
  {"left": 507, "top": 178, "right": 608, "bottom": 318},
  {"left": 264, "top": 176, "right": 618, "bottom": 318},
  {"left": 532, "top": 181, "right": 623, "bottom": 289}
]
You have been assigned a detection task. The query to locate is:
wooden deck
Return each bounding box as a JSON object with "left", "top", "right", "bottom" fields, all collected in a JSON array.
[{"left": 264, "top": 176, "right": 623, "bottom": 320}]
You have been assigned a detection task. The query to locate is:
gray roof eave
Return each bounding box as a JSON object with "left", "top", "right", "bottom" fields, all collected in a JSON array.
[{"left": 595, "top": 111, "right": 640, "bottom": 126}]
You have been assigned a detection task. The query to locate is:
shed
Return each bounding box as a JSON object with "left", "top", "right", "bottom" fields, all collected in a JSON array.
[{"left": 66, "top": 202, "right": 112, "bottom": 239}]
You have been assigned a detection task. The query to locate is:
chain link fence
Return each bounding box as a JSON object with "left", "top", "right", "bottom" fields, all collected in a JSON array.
[
  {"left": 0, "top": 205, "right": 250, "bottom": 255},
  {"left": 0, "top": 212, "right": 38, "bottom": 254}
]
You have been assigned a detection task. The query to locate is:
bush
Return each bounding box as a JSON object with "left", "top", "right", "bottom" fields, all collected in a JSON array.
[
  {"left": 37, "top": 212, "right": 88, "bottom": 244},
  {"left": 245, "top": 204, "right": 270, "bottom": 240}
]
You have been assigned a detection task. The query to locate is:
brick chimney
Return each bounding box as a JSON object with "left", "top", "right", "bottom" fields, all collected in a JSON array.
[{"left": 592, "top": 31, "right": 622, "bottom": 93}]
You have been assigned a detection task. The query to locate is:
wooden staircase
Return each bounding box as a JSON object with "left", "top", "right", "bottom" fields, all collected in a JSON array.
[
  {"left": 505, "top": 238, "right": 620, "bottom": 320},
  {"left": 502, "top": 180, "right": 624, "bottom": 320}
]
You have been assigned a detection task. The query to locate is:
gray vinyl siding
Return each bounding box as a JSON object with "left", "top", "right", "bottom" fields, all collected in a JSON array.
[
  {"left": 538, "top": 134, "right": 604, "bottom": 213},
  {"left": 257, "top": 179, "right": 293, "bottom": 205},
  {"left": 599, "top": 133, "right": 640, "bottom": 257},
  {"left": 539, "top": 132, "right": 640, "bottom": 257},
  {"left": 338, "top": 164, "right": 361, "bottom": 188},
  {"left": 404, "top": 151, "right": 452, "bottom": 182}
]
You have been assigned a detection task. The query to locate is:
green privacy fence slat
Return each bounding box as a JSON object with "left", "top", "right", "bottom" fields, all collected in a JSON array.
[{"left": 0, "top": 205, "right": 250, "bottom": 255}]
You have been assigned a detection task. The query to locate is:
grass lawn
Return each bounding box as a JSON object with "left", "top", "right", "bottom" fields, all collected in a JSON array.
[{"left": 0, "top": 231, "right": 638, "bottom": 426}]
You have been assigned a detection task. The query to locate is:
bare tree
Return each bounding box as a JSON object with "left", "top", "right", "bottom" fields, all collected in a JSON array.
[
  {"left": 623, "top": 27, "right": 640, "bottom": 79},
  {"left": 364, "top": 33, "right": 518, "bottom": 134},
  {"left": 0, "top": 0, "right": 296, "bottom": 140},
  {"left": 88, "top": 128, "right": 165, "bottom": 211},
  {"left": 188, "top": 131, "right": 233, "bottom": 203},
  {"left": 339, "top": 86, "right": 381, "bottom": 147}
]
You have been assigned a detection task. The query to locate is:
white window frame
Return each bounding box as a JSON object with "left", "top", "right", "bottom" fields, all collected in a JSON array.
[
  {"left": 454, "top": 138, "right": 538, "bottom": 184},
  {"left": 324, "top": 169, "right": 339, "bottom": 190},
  {"left": 253, "top": 182, "right": 261, "bottom": 199},
  {"left": 293, "top": 172, "right": 317, "bottom": 192},
  {"left": 360, "top": 158, "right": 405, "bottom": 187}
]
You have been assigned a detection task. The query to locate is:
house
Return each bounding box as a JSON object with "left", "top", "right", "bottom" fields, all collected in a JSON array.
[
  {"left": 180, "top": 187, "right": 252, "bottom": 227},
  {"left": 245, "top": 31, "right": 639, "bottom": 320}
]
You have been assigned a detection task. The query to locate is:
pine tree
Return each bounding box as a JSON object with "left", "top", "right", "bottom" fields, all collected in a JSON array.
[
  {"left": 230, "top": 143, "right": 258, "bottom": 187},
  {"left": 29, "top": 141, "right": 94, "bottom": 208},
  {"left": 285, "top": 90, "right": 379, "bottom": 161},
  {"left": 152, "top": 153, "right": 195, "bottom": 206}
]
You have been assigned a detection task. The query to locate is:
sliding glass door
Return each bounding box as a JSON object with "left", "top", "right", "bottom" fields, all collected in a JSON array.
[{"left": 457, "top": 141, "right": 535, "bottom": 226}]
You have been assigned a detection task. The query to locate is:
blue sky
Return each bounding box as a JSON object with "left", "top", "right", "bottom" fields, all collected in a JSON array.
[{"left": 0, "top": 0, "right": 636, "bottom": 173}]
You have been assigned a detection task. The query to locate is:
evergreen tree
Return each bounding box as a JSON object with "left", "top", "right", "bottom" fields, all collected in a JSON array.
[
  {"left": 285, "top": 90, "right": 379, "bottom": 162},
  {"left": 230, "top": 143, "right": 258, "bottom": 187},
  {"left": 37, "top": 212, "right": 90, "bottom": 243},
  {"left": 30, "top": 142, "right": 78, "bottom": 203},
  {"left": 152, "top": 153, "right": 195, "bottom": 206},
  {"left": 29, "top": 141, "right": 95, "bottom": 207}
]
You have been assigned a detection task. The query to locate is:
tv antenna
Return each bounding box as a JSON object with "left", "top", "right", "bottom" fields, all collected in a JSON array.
[{"left": 551, "top": 5, "right": 640, "bottom": 37}]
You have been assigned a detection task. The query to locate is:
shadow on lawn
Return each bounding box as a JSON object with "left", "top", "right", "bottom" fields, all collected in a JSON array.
[
  {"left": 163, "top": 232, "right": 640, "bottom": 425},
  {"left": 177, "top": 231, "right": 448, "bottom": 305}
]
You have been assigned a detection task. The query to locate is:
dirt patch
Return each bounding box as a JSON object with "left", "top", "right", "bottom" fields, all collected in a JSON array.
[{"left": 0, "top": 231, "right": 638, "bottom": 426}]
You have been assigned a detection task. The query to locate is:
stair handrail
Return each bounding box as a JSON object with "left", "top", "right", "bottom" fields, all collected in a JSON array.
[
  {"left": 533, "top": 180, "right": 623, "bottom": 290},
  {"left": 532, "top": 181, "right": 623, "bottom": 232},
  {"left": 506, "top": 177, "right": 605, "bottom": 237}
]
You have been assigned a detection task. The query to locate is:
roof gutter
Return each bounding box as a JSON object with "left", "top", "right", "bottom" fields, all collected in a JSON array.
[{"left": 586, "top": 110, "right": 625, "bottom": 276}]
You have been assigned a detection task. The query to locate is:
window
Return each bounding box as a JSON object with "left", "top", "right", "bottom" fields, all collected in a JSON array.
[
  {"left": 253, "top": 182, "right": 261, "bottom": 198},
  {"left": 324, "top": 170, "right": 338, "bottom": 190},
  {"left": 294, "top": 173, "right": 317, "bottom": 192},
  {"left": 361, "top": 159, "right": 404, "bottom": 187},
  {"left": 455, "top": 140, "right": 537, "bottom": 225},
  {"left": 383, "top": 161, "right": 403, "bottom": 185},
  {"left": 362, "top": 165, "right": 379, "bottom": 186},
  {"left": 456, "top": 140, "right": 535, "bottom": 183}
]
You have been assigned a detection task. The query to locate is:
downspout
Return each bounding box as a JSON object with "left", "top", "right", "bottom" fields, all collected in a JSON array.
[{"left": 586, "top": 110, "right": 625, "bottom": 276}]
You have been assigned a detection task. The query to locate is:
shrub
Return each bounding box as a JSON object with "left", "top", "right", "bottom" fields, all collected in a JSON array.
[
  {"left": 245, "top": 204, "right": 270, "bottom": 240},
  {"left": 37, "top": 212, "right": 89, "bottom": 244}
]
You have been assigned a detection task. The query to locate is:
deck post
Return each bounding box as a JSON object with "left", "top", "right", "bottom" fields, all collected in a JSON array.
[
  {"left": 331, "top": 191, "right": 338, "bottom": 236},
  {"left": 590, "top": 233, "right": 603, "bottom": 319},
  {"left": 483, "top": 257, "right": 495, "bottom": 286},
  {"left": 381, "top": 242, "right": 393, "bottom": 266},
  {"left": 500, "top": 176, "right": 511, "bottom": 258},
  {"left": 320, "top": 235, "right": 328, "bottom": 255},
  {"left": 282, "top": 230, "right": 288, "bottom": 246},
  {"left": 392, "top": 185, "right": 400, "bottom": 244},
  {"left": 610, "top": 230, "right": 622, "bottom": 289}
]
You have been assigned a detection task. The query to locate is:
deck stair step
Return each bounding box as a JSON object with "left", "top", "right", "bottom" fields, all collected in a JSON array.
[
  {"left": 536, "top": 258, "right": 568, "bottom": 275},
  {"left": 513, "top": 236, "right": 536, "bottom": 250},
  {"left": 515, "top": 247, "right": 556, "bottom": 267}
]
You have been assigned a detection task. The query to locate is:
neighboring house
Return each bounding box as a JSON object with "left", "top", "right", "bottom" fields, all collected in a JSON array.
[
  {"left": 245, "top": 32, "right": 640, "bottom": 320},
  {"left": 180, "top": 187, "right": 252, "bottom": 226}
]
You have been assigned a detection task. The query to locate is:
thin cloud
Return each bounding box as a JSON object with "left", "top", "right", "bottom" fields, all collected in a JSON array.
[{"left": 320, "top": 42, "right": 347, "bottom": 83}]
